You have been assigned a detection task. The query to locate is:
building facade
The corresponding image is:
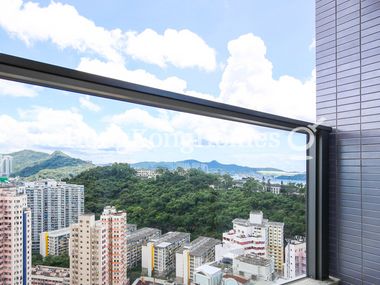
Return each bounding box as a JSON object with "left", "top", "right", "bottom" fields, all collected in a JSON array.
[
  {"left": 21, "top": 180, "right": 84, "bottom": 252},
  {"left": 316, "top": 0, "right": 380, "bottom": 283},
  {"left": 69, "top": 214, "right": 108, "bottom": 285},
  {"left": 0, "top": 155, "right": 13, "bottom": 177},
  {"left": 142, "top": 231, "right": 190, "bottom": 277},
  {"left": 284, "top": 238, "right": 306, "bottom": 280},
  {"left": 100, "top": 206, "right": 128, "bottom": 285},
  {"left": 0, "top": 185, "right": 32, "bottom": 285},
  {"left": 232, "top": 254, "right": 274, "bottom": 282},
  {"left": 40, "top": 227, "right": 70, "bottom": 257},
  {"left": 126, "top": 227, "right": 161, "bottom": 269},
  {"left": 31, "top": 266, "right": 70, "bottom": 285},
  {"left": 222, "top": 211, "right": 284, "bottom": 273},
  {"left": 175, "top": 236, "right": 221, "bottom": 285}
]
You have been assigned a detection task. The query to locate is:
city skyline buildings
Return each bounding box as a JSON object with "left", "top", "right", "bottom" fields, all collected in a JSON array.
[
  {"left": 0, "top": 185, "right": 32, "bottom": 285},
  {"left": 21, "top": 179, "right": 84, "bottom": 252}
]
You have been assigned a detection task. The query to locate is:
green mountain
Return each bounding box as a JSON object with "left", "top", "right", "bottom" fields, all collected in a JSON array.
[
  {"left": 9, "top": 150, "right": 94, "bottom": 180},
  {"left": 8, "top": 149, "right": 49, "bottom": 172}
]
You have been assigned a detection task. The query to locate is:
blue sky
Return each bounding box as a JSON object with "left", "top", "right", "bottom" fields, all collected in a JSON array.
[{"left": 0, "top": 0, "right": 315, "bottom": 172}]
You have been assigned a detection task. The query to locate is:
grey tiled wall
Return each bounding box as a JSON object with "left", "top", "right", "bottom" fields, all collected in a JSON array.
[{"left": 316, "top": 0, "right": 380, "bottom": 284}]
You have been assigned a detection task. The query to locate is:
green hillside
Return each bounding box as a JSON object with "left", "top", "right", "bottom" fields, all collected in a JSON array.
[
  {"left": 68, "top": 164, "right": 306, "bottom": 239},
  {"left": 9, "top": 150, "right": 94, "bottom": 180},
  {"left": 8, "top": 150, "right": 49, "bottom": 172}
]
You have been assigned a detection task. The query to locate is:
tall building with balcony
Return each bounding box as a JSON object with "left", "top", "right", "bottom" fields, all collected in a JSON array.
[
  {"left": 40, "top": 227, "right": 70, "bottom": 257},
  {"left": 222, "top": 211, "right": 284, "bottom": 273},
  {"left": 100, "top": 206, "right": 128, "bottom": 285},
  {"left": 69, "top": 214, "right": 108, "bottom": 285},
  {"left": 0, "top": 185, "right": 32, "bottom": 285},
  {"left": 175, "top": 236, "right": 221, "bottom": 285},
  {"left": 0, "top": 155, "right": 13, "bottom": 177},
  {"left": 142, "top": 231, "right": 190, "bottom": 277},
  {"left": 284, "top": 237, "right": 306, "bottom": 280},
  {"left": 21, "top": 179, "right": 84, "bottom": 252},
  {"left": 126, "top": 227, "right": 161, "bottom": 269}
]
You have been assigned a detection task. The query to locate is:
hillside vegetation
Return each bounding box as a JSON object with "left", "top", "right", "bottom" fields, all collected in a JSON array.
[
  {"left": 9, "top": 150, "right": 94, "bottom": 180},
  {"left": 68, "top": 164, "right": 306, "bottom": 239}
]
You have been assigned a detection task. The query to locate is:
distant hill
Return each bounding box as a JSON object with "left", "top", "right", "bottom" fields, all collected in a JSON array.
[
  {"left": 131, "top": 159, "right": 283, "bottom": 175},
  {"left": 9, "top": 150, "right": 94, "bottom": 179},
  {"left": 8, "top": 149, "right": 50, "bottom": 172}
]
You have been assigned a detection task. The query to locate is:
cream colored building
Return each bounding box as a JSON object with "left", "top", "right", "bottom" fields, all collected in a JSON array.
[
  {"left": 101, "top": 206, "right": 128, "bottom": 285},
  {"left": 268, "top": 222, "right": 284, "bottom": 274},
  {"left": 69, "top": 214, "right": 108, "bottom": 285},
  {"left": 175, "top": 236, "right": 221, "bottom": 285},
  {"left": 0, "top": 185, "right": 32, "bottom": 285}
]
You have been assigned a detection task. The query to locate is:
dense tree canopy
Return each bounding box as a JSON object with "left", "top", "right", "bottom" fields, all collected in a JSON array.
[{"left": 69, "top": 164, "right": 305, "bottom": 239}]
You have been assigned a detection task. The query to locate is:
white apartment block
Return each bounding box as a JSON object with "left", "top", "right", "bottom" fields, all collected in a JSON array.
[
  {"left": 40, "top": 227, "right": 70, "bottom": 257},
  {"left": 69, "top": 214, "right": 108, "bottom": 285},
  {"left": 0, "top": 155, "right": 13, "bottom": 177},
  {"left": 100, "top": 206, "right": 128, "bottom": 285},
  {"left": 0, "top": 185, "right": 32, "bottom": 285},
  {"left": 32, "top": 265, "right": 70, "bottom": 285},
  {"left": 142, "top": 232, "right": 190, "bottom": 277},
  {"left": 21, "top": 179, "right": 84, "bottom": 252},
  {"left": 176, "top": 236, "right": 221, "bottom": 285},
  {"left": 126, "top": 227, "right": 161, "bottom": 269},
  {"left": 284, "top": 238, "right": 306, "bottom": 279},
  {"left": 222, "top": 211, "right": 284, "bottom": 273},
  {"left": 135, "top": 169, "right": 157, "bottom": 179},
  {"left": 232, "top": 253, "right": 274, "bottom": 282}
]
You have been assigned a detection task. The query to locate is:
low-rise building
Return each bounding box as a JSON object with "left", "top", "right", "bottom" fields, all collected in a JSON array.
[
  {"left": 193, "top": 264, "right": 223, "bottom": 285},
  {"left": 135, "top": 169, "right": 157, "bottom": 179},
  {"left": 176, "top": 236, "right": 221, "bottom": 285},
  {"left": 232, "top": 254, "right": 274, "bottom": 282},
  {"left": 142, "top": 231, "right": 190, "bottom": 277},
  {"left": 40, "top": 227, "right": 70, "bottom": 257},
  {"left": 32, "top": 265, "right": 70, "bottom": 285},
  {"left": 284, "top": 237, "right": 306, "bottom": 279},
  {"left": 126, "top": 227, "right": 161, "bottom": 268}
]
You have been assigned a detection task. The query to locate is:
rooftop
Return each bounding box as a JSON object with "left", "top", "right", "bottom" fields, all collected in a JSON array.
[
  {"left": 127, "top": 227, "right": 161, "bottom": 243},
  {"left": 195, "top": 264, "right": 222, "bottom": 276},
  {"left": 234, "top": 254, "right": 272, "bottom": 267},
  {"left": 32, "top": 265, "right": 70, "bottom": 278},
  {"left": 186, "top": 236, "right": 221, "bottom": 257},
  {"left": 42, "top": 227, "right": 70, "bottom": 237},
  {"left": 151, "top": 231, "right": 190, "bottom": 247}
]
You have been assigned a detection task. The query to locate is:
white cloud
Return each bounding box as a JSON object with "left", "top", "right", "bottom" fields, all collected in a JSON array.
[
  {"left": 79, "top": 95, "right": 101, "bottom": 112},
  {"left": 0, "top": 107, "right": 153, "bottom": 159},
  {"left": 0, "top": 0, "right": 216, "bottom": 70},
  {"left": 309, "top": 37, "right": 316, "bottom": 50},
  {"left": 0, "top": 79, "right": 39, "bottom": 97},
  {"left": 77, "top": 58, "right": 188, "bottom": 93},
  {"left": 126, "top": 28, "right": 217, "bottom": 71},
  {"left": 218, "top": 34, "right": 316, "bottom": 122},
  {"left": 109, "top": 108, "right": 174, "bottom": 132},
  {"left": 0, "top": 0, "right": 125, "bottom": 62}
]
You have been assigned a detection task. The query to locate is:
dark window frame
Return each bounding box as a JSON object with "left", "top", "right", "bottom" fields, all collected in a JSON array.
[{"left": 0, "top": 53, "right": 331, "bottom": 280}]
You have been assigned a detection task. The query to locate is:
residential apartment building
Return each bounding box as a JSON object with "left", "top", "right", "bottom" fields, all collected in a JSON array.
[
  {"left": 232, "top": 254, "right": 274, "bottom": 282},
  {"left": 222, "top": 211, "right": 284, "bottom": 273},
  {"left": 284, "top": 237, "right": 306, "bottom": 280},
  {"left": 40, "top": 227, "right": 70, "bottom": 257},
  {"left": 176, "top": 236, "right": 221, "bottom": 285},
  {"left": 21, "top": 179, "right": 84, "bottom": 252},
  {"left": 142, "top": 231, "right": 190, "bottom": 277},
  {"left": 31, "top": 265, "right": 70, "bottom": 285},
  {"left": 0, "top": 155, "right": 13, "bottom": 177},
  {"left": 0, "top": 185, "right": 32, "bottom": 285},
  {"left": 135, "top": 169, "right": 157, "bottom": 179},
  {"left": 126, "top": 227, "right": 161, "bottom": 269},
  {"left": 69, "top": 214, "right": 108, "bottom": 285},
  {"left": 100, "top": 206, "right": 128, "bottom": 285},
  {"left": 267, "top": 222, "right": 284, "bottom": 274}
]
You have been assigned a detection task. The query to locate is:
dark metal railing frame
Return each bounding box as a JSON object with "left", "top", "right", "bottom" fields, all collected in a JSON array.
[{"left": 0, "top": 53, "right": 331, "bottom": 280}]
